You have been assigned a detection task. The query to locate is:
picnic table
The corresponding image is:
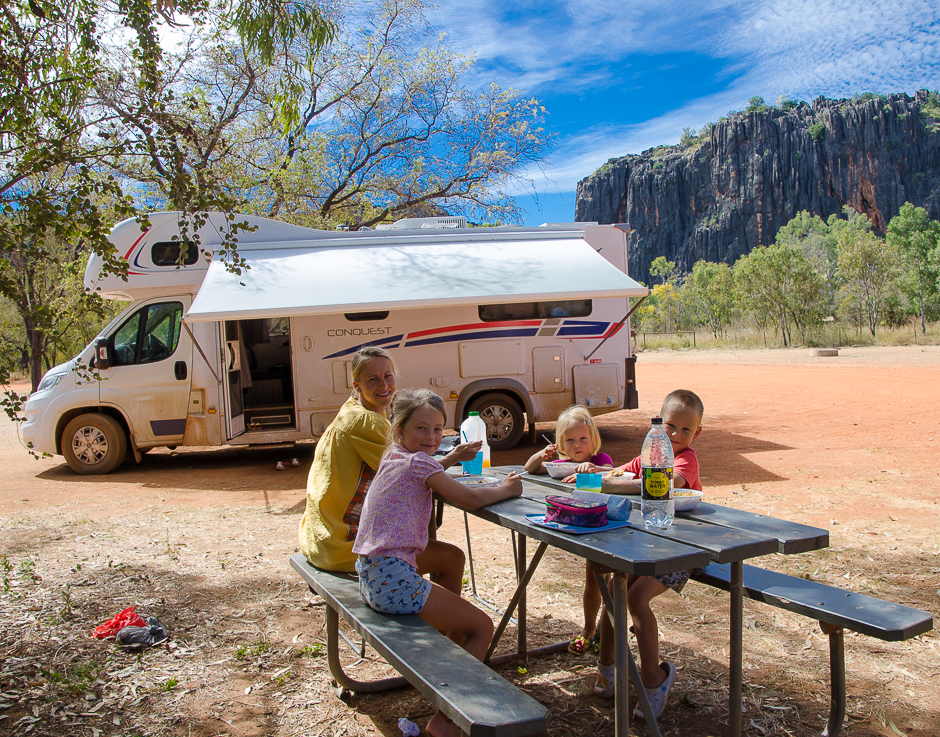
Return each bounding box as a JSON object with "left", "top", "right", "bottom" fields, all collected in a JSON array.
[{"left": 463, "top": 466, "right": 831, "bottom": 737}]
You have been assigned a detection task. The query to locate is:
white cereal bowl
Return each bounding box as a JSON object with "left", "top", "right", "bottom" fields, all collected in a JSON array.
[
  {"left": 673, "top": 489, "right": 704, "bottom": 512},
  {"left": 545, "top": 462, "right": 579, "bottom": 479},
  {"left": 455, "top": 475, "right": 500, "bottom": 488}
]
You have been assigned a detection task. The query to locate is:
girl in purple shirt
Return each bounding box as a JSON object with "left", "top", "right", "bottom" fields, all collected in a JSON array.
[
  {"left": 354, "top": 389, "right": 522, "bottom": 737},
  {"left": 524, "top": 404, "right": 615, "bottom": 480}
]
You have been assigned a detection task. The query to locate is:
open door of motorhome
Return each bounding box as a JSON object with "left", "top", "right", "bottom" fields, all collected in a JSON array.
[{"left": 221, "top": 321, "right": 246, "bottom": 440}]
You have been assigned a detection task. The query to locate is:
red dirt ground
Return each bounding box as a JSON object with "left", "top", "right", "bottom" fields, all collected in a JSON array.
[{"left": 1, "top": 345, "right": 938, "bottom": 737}]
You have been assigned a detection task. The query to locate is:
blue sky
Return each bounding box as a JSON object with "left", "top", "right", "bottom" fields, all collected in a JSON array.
[{"left": 427, "top": 0, "right": 940, "bottom": 225}]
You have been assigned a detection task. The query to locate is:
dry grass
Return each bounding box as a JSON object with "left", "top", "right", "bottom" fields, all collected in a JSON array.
[{"left": 1, "top": 502, "right": 937, "bottom": 737}]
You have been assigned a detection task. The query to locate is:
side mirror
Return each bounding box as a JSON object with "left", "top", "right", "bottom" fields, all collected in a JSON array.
[{"left": 95, "top": 338, "right": 111, "bottom": 370}]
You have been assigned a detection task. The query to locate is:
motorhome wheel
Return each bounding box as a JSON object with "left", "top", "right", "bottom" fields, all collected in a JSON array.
[
  {"left": 467, "top": 393, "right": 524, "bottom": 451},
  {"left": 61, "top": 413, "right": 128, "bottom": 475}
]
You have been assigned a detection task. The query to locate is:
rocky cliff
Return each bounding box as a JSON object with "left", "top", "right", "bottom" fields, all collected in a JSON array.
[{"left": 575, "top": 91, "right": 940, "bottom": 281}]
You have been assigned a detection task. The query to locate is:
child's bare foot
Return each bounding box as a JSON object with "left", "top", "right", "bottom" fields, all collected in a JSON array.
[{"left": 427, "top": 710, "right": 459, "bottom": 737}]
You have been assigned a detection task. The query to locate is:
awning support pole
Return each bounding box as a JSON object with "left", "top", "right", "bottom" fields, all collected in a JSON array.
[
  {"left": 182, "top": 322, "right": 222, "bottom": 384},
  {"left": 584, "top": 294, "right": 648, "bottom": 361}
]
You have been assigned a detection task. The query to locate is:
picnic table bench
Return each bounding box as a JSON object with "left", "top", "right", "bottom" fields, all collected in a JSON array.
[
  {"left": 691, "top": 562, "right": 933, "bottom": 737},
  {"left": 290, "top": 553, "right": 549, "bottom": 737}
]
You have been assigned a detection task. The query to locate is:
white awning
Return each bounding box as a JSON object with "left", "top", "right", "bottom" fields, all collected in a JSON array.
[{"left": 184, "top": 238, "right": 648, "bottom": 322}]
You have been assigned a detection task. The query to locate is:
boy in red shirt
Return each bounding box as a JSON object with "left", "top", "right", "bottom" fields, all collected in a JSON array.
[{"left": 593, "top": 389, "right": 703, "bottom": 720}]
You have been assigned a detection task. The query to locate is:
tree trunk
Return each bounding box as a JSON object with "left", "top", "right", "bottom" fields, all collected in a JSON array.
[{"left": 26, "top": 324, "right": 46, "bottom": 392}]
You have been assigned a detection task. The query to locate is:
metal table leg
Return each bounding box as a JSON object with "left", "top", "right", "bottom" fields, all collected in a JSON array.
[
  {"left": 517, "top": 533, "right": 527, "bottom": 657},
  {"left": 591, "top": 565, "right": 661, "bottom": 737},
  {"left": 612, "top": 572, "right": 631, "bottom": 737},
  {"left": 730, "top": 560, "right": 743, "bottom": 737},
  {"left": 484, "top": 539, "right": 548, "bottom": 663},
  {"left": 463, "top": 511, "right": 517, "bottom": 623},
  {"left": 821, "top": 623, "right": 846, "bottom": 737}
]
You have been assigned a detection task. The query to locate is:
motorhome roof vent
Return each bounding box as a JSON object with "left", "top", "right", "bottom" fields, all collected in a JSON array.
[{"left": 376, "top": 216, "right": 467, "bottom": 230}]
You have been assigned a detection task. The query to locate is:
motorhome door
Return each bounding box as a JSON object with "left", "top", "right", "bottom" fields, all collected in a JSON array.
[
  {"left": 99, "top": 298, "right": 194, "bottom": 446},
  {"left": 221, "top": 321, "right": 246, "bottom": 439}
]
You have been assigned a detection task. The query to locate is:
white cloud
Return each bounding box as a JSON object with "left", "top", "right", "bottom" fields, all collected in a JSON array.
[{"left": 427, "top": 0, "right": 940, "bottom": 215}]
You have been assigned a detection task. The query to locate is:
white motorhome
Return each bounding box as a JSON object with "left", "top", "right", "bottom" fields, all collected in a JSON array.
[{"left": 21, "top": 212, "right": 648, "bottom": 474}]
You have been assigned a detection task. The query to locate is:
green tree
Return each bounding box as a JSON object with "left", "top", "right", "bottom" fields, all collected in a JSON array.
[
  {"left": 240, "top": 0, "right": 551, "bottom": 227},
  {"left": 0, "top": 0, "right": 332, "bottom": 400},
  {"left": 886, "top": 202, "right": 940, "bottom": 334},
  {"left": 733, "top": 243, "right": 825, "bottom": 346},
  {"left": 648, "top": 257, "right": 678, "bottom": 330},
  {"left": 775, "top": 210, "right": 840, "bottom": 315},
  {"left": 835, "top": 216, "right": 897, "bottom": 336},
  {"left": 685, "top": 260, "right": 735, "bottom": 337},
  {"left": 746, "top": 96, "right": 766, "bottom": 112}
]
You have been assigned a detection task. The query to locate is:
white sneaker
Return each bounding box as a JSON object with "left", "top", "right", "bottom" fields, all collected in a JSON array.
[
  {"left": 634, "top": 661, "right": 676, "bottom": 721},
  {"left": 276, "top": 461, "right": 287, "bottom": 470},
  {"left": 593, "top": 663, "right": 615, "bottom": 698},
  {"left": 593, "top": 671, "right": 614, "bottom": 698}
]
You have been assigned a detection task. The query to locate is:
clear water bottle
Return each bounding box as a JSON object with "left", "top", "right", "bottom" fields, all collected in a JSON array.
[
  {"left": 641, "top": 417, "right": 674, "bottom": 529},
  {"left": 460, "top": 412, "right": 489, "bottom": 475}
]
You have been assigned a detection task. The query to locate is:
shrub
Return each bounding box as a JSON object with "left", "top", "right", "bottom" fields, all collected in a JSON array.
[
  {"left": 652, "top": 161, "right": 664, "bottom": 171},
  {"left": 808, "top": 122, "right": 826, "bottom": 142}
]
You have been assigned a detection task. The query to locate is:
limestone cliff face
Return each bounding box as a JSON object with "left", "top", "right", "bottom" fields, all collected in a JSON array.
[{"left": 575, "top": 91, "right": 940, "bottom": 281}]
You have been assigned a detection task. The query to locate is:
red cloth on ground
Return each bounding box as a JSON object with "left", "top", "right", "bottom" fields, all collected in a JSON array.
[{"left": 93, "top": 606, "right": 146, "bottom": 639}]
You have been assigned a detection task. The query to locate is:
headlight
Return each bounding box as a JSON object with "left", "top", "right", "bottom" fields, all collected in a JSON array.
[{"left": 36, "top": 372, "right": 66, "bottom": 392}]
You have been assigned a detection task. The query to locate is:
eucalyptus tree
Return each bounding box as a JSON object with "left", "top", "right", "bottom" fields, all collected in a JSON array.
[
  {"left": 733, "top": 243, "right": 825, "bottom": 346},
  {"left": 685, "top": 260, "right": 735, "bottom": 338},
  {"left": 835, "top": 215, "right": 898, "bottom": 337},
  {"left": 886, "top": 202, "right": 940, "bottom": 334},
  {"left": 0, "top": 0, "right": 332, "bottom": 401},
  {"left": 235, "top": 0, "right": 551, "bottom": 228}
]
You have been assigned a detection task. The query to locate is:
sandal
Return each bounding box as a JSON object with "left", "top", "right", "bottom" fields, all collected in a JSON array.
[{"left": 567, "top": 635, "right": 588, "bottom": 655}]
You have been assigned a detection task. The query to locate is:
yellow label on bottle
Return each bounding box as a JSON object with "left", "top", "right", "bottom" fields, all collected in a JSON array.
[
  {"left": 482, "top": 459, "right": 490, "bottom": 467},
  {"left": 642, "top": 467, "right": 673, "bottom": 499}
]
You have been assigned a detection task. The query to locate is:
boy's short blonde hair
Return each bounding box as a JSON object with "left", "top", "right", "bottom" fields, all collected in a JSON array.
[
  {"left": 555, "top": 405, "right": 602, "bottom": 457},
  {"left": 660, "top": 389, "right": 704, "bottom": 423}
]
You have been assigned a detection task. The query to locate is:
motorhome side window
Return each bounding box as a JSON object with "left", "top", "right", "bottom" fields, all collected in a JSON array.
[
  {"left": 478, "top": 300, "right": 592, "bottom": 321},
  {"left": 112, "top": 302, "right": 183, "bottom": 366},
  {"left": 151, "top": 240, "right": 198, "bottom": 266}
]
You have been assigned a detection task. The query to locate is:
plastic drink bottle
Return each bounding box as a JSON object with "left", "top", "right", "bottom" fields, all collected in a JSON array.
[
  {"left": 640, "top": 416, "right": 674, "bottom": 528},
  {"left": 460, "top": 412, "right": 489, "bottom": 475}
]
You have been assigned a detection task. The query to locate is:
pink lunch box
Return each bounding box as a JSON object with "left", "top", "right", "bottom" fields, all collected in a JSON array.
[{"left": 544, "top": 495, "right": 608, "bottom": 527}]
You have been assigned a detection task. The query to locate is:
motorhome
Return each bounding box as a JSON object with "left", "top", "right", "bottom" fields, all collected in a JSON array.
[{"left": 21, "top": 212, "right": 648, "bottom": 474}]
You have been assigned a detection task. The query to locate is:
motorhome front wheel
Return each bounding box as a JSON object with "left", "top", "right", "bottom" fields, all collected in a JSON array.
[
  {"left": 61, "top": 413, "right": 128, "bottom": 475},
  {"left": 467, "top": 393, "right": 524, "bottom": 451}
]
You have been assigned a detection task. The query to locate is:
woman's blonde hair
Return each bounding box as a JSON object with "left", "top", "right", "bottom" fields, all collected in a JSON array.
[
  {"left": 387, "top": 389, "right": 447, "bottom": 447},
  {"left": 350, "top": 346, "right": 398, "bottom": 400},
  {"left": 555, "top": 405, "right": 602, "bottom": 457}
]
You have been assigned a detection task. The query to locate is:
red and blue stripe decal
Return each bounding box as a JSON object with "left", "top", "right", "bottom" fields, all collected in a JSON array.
[{"left": 323, "top": 319, "right": 622, "bottom": 359}]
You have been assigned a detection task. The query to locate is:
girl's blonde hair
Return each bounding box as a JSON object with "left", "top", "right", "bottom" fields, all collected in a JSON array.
[
  {"left": 350, "top": 346, "right": 398, "bottom": 400},
  {"left": 387, "top": 389, "right": 447, "bottom": 447},
  {"left": 555, "top": 405, "right": 602, "bottom": 458}
]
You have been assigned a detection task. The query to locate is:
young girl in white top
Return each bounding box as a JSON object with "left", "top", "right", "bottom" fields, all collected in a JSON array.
[{"left": 353, "top": 389, "right": 522, "bottom": 737}]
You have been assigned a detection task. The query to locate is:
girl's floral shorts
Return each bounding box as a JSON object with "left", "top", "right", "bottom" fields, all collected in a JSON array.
[{"left": 356, "top": 555, "right": 431, "bottom": 614}]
